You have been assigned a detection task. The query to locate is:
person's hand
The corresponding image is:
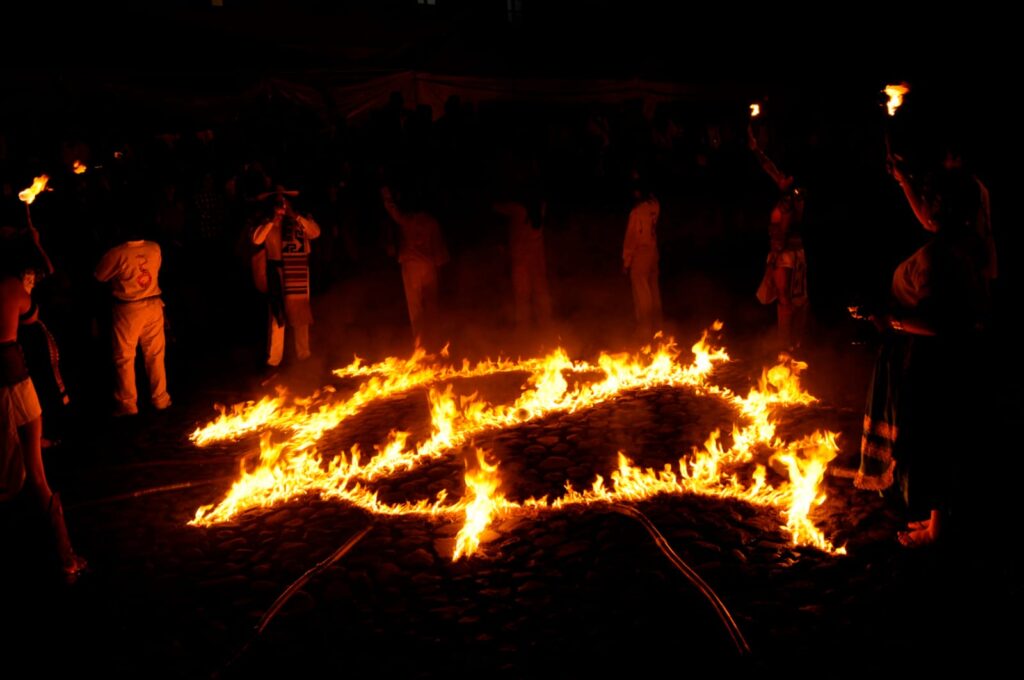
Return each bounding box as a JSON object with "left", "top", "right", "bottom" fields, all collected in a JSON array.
[{"left": 867, "top": 313, "right": 892, "bottom": 334}]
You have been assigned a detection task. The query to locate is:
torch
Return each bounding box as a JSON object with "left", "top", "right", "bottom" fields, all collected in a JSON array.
[
  {"left": 747, "top": 101, "right": 763, "bottom": 151},
  {"left": 18, "top": 174, "right": 55, "bottom": 276},
  {"left": 72, "top": 160, "right": 87, "bottom": 175},
  {"left": 882, "top": 82, "right": 910, "bottom": 165},
  {"left": 18, "top": 174, "right": 51, "bottom": 231}
]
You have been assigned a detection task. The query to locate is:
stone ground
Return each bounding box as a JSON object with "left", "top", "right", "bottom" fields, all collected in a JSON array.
[{"left": 4, "top": 334, "right": 1020, "bottom": 679}]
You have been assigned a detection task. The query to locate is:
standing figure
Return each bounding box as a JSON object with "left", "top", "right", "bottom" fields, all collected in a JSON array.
[
  {"left": 381, "top": 186, "right": 449, "bottom": 346},
  {"left": 622, "top": 187, "right": 662, "bottom": 337},
  {"left": 3, "top": 251, "right": 86, "bottom": 583},
  {"left": 251, "top": 188, "right": 321, "bottom": 368},
  {"left": 855, "top": 162, "right": 986, "bottom": 547},
  {"left": 495, "top": 198, "right": 552, "bottom": 330},
  {"left": 749, "top": 126, "right": 808, "bottom": 350},
  {"left": 95, "top": 230, "right": 171, "bottom": 416}
]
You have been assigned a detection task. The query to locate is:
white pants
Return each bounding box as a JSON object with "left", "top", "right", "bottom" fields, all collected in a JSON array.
[
  {"left": 112, "top": 299, "right": 170, "bottom": 414},
  {"left": 629, "top": 247, "right": 662, "bottom": 335},
  {"left": 267, "top": 314, "right": 310, "bottom": 367},
  {"left": 400, "top": 258, "right": 439, "bottom": 344}
]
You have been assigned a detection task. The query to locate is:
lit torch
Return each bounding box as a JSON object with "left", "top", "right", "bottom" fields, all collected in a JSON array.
[
  {"left": 18, "top": 174, "right": 51, "bottom": 230},
  {"left": 17, "top": 174, "right": 55, "bottom": 275},
  {"left": 882, "top": 82, "right": 910, "bottom": 172},
  {"left": 73, "top": 160, "right": 87, "bottom": 175},
  {"left": 747, "top": 103, "right": 762, "bottom": 151},
  {"left": 883, "top": 82, "right": 910, "bottom": 117},
  {"left": 18, "top": 174, "right": 50, "bottom": 205}
]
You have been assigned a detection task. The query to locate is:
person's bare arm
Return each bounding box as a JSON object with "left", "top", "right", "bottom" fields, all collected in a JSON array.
[
  {"left": 890, "top": 158, "right": 937, "bottom": 233},
  {"left": 877, "top": 313, "right": 937, "bottom": 336},
  {"left": 252, "top": 205, "right": 284, "bottom": 245},
  {"left": 748, "top": 123, "right": 789, "bottom": 189},
  {"left": 28, "top": 226, "right": 54, "bottom": 276},
  {"left": 295, "top": 213, "right": 321, "bottom": 239}
]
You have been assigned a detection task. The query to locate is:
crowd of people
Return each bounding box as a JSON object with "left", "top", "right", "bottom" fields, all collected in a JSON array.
[{"left": 0, "top": 87, "right": 999, "bottom": 584}]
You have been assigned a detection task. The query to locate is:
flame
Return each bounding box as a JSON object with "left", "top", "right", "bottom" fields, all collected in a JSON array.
[
  {"left": 750, "top": 103, "right": 761, "bottom": 118},
  {"left": 18, "top": 175, "right": 50, "bottom": 204},
  {"left": 453, "top": 449, "right": 504, "bottom": 560},
  {"left": 72, "top": 160, "right": 87, "bottom": 174},
  {"left": 190, "top": 324, "right": 845, "bottom": 558},
  {"left": 884, "top": 83, "right": 910, "bottom": 116}
]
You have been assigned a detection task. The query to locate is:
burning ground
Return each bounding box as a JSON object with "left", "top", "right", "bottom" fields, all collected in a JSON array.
[{"left": 9, "top": 327, "right": 1018, "bottom": 677}]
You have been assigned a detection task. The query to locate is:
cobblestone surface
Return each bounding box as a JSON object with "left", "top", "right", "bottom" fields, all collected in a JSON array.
[{"left": 5, "top": 353, "right": 1018, "bottom": 677}]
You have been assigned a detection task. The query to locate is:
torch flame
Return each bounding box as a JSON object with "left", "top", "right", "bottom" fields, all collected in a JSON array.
[
  {"left": 73, "top": 160, "right": 87, "bottom": 174},
  {"left": 189, "top": 324, "right": 845, "bottom": 558},
  {"left": 750, "top": 103, "right": 761, "bottom": 118},
  {"left": 884, "top": 83, "right": 910, "bottom": 116},
  {"left": 18, "top": 175, "right": 50, "bottom": 204}
]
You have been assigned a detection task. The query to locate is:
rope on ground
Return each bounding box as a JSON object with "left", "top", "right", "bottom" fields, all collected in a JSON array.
[
  {"left": 256, "top": 523, "right": 374, "bottom": 634},
  {"left": 217, "top": 523, "right": 373, "bottom": 676},
  {"left": 69, "top": 476, "right": 236, "bottom": 509},
  {"left": 611, "top": 503, "right": 751, "bottom": 656}
]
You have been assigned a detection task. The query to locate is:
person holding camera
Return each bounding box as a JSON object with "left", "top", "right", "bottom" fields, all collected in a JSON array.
[{"left": 251, "top": 187, "right": 321, "bottom": 370}]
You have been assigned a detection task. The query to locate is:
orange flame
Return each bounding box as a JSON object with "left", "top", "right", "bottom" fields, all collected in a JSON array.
[
  {"left": 453, "top": 449, "right": 505, "bottom": 560},
  {"left": 73, "top": 160, "right": 87, "bottom": 174},
  {"left": 750, "top": 103, "right": 761, "bottom": 118},
  {"left": 189, "top": 324, "right": 845, "bottom": 558},
  {"left": 884, "top": 83, "right": 910, "bottom": 116},
  {"left": 18, "top": 175, "right": 50, "bottom": 204}
]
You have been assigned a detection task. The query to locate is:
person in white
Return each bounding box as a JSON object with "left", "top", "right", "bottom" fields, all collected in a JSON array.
[
  {"left": 381, "top": 186, "right": 449, "bottom": 345},
  {"left": 494, "top": 198, "right": 552, "bottom": 329},
  {"left": 251, "top": 191, "right": 321, "bottom": 367},
  {"left": 622, "top": 188, "right": 663, "bottom": 336},
  {"left": 95, "top": 236, "right": 171, "bottom": 416}
]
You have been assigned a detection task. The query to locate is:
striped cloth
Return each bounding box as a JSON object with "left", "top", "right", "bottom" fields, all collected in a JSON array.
[{"left": 281, "top": 221, "right": 310, "bottom": 298}]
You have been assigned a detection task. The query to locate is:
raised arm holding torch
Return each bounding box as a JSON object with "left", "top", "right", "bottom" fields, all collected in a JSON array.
[
  {"left": 17, "top": 174, "right": 54, "bottom": 276},
  {"left": 880, "top": 83, "right": 933, "bottom": 231},
  {"left": 882, "top": 82, "right": 910, "bottom": 167}
]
